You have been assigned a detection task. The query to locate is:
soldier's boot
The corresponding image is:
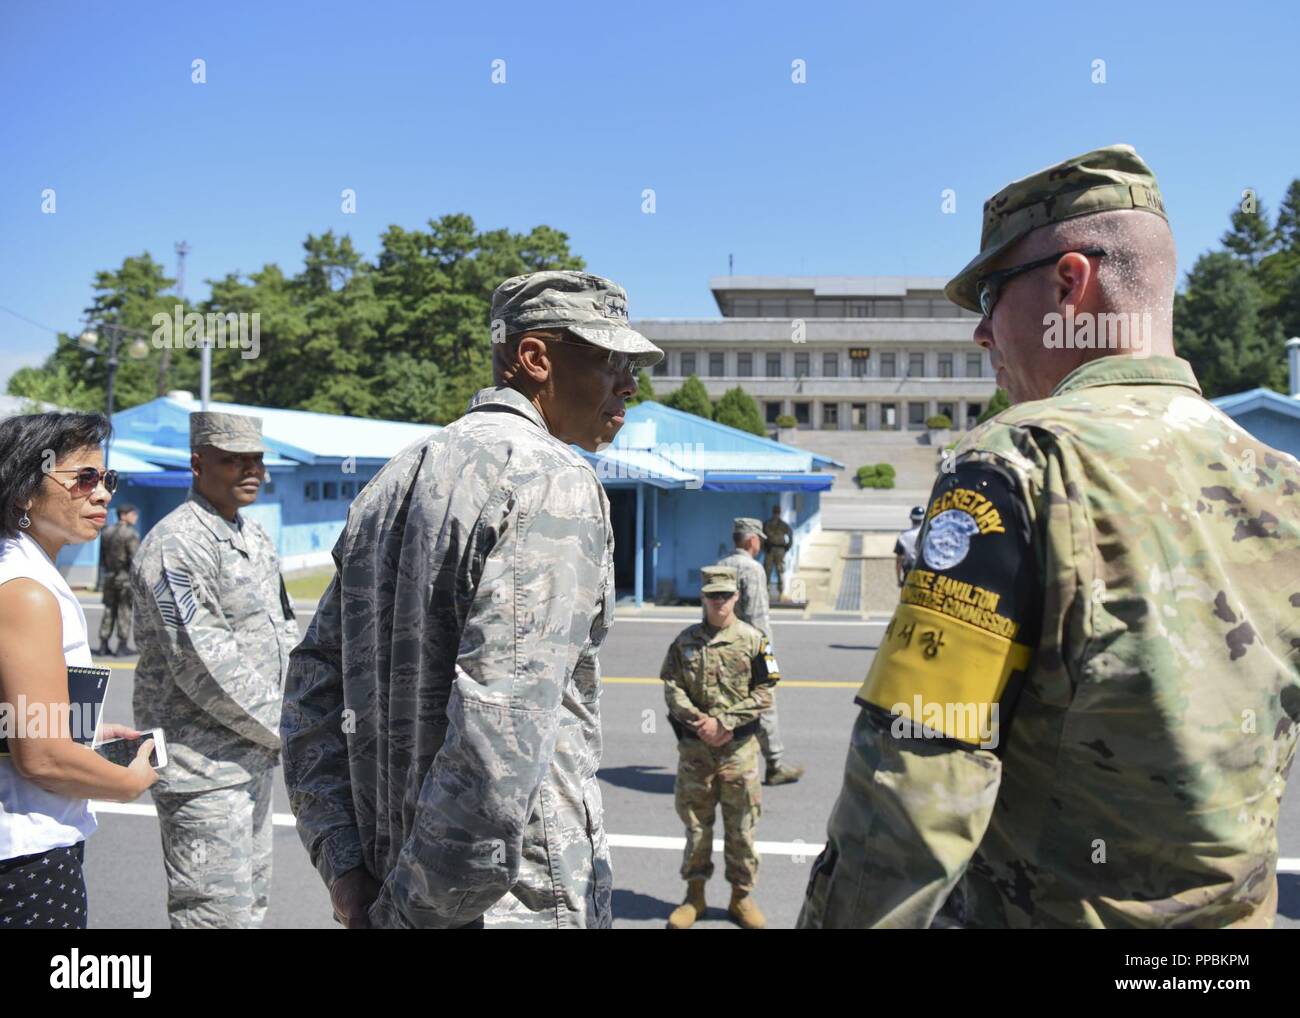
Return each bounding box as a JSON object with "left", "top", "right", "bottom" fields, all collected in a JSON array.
[
  {"left": 666, "top": 879, "right": 708, "bottom": 930},
  {"left": 764, "top": 762, "right": 804, "bottom": 786},
  {"left": 728, "top": 887, "right": 766, "bottom": 930},
  {"left": 115, "top": 642, "right": 133, "bottom": 656},
  {"left": 96, "top": 644, "right": 114, "bottom": 658}
]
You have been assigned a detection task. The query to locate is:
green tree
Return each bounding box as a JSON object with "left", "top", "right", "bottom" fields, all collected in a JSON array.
[
  {"left": 712, "top": 386, "right": 765, "bottom": 435},
  {"left": 662, "top": 375, "right": 713, "bottom": 420},
  {"left": 6, "top": 363, "right": 100, "bottom": 411},
  {"left": 977, "top": 388, "right": 1010, "bottom": 423},
  {"left": 1174, "top": 251, "right": 1286, "bottom": 397},
  {"left": 1221, "top": 201, "right": 1276, "bottom": 267}
]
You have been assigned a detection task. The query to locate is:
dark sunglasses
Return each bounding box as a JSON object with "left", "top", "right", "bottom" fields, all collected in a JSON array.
[
  {"left": 50, "top": 467, "right": 119, "bottom": 494},
  {"left": 976, "top": 246, "right": 1107, "bottom": 319},
  {"left": 703, "top": 591, "right": 734, "bottom": 601}
]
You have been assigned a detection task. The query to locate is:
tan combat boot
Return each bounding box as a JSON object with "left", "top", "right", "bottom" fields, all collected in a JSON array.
[
  {"left": 728, "top": 886, "right": 766, "bottom": 929},
  {"left": 666, "top": 879, "right": 708, "bottom": 929}
]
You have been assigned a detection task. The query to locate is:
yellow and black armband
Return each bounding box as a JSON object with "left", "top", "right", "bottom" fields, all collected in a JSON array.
[{"left": 857, "top": 461, "right": 1040, "bottom": 750}]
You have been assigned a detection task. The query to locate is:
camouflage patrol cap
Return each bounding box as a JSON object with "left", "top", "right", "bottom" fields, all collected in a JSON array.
[
  {"left": 189, "top": 411, "right": 265, "bottom": 453},
  {"left": 733, "top": 517, "right": 765, "bottom": 538},
  {"left": 700, "top": 565, "right": 738, "bottom": 594},
  {"left": 490, "top": 270, "right": 664, "bottom": 368},
  {"left": 945, "top": 144, "right": 1168, "bottom": 314}
]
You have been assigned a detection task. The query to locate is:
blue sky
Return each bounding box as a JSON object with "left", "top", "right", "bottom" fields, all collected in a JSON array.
[{"left": 3, "top": 0, "right": 1297, "bottom": 389}]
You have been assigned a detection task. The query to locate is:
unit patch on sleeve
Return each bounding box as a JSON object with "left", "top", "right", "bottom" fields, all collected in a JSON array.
[{"left": 857, "top": 460, "right": 1041, "bottom": 749}]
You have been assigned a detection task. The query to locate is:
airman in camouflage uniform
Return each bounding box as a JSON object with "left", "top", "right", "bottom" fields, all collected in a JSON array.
[
  {"left": 97, "top": 502, "right": 140, "bottom": 656},
  {"left": 282, "top": 271, "right": 662, "bottom": 928},
  {"left": 762, "top": 506, "right": 792, "bottom": 596},
  {"left": 662, "top": 565, "right": 780, "bottom": 929},
  {"left": 800, "top": 145, "right": 1300, "bottom": 929},
  {"left": 131, "top": 412, "right": 298, "bottom": 928},
  {"left": 718, "top": 516, "right": 803, "bottom": 786}
]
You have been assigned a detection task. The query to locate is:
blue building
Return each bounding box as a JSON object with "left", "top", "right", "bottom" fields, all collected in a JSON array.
[
  {"left": 60, "top": 391, "right": 841, "bottom": 605},
  {"left": 1210, "top": 338, "right": 1300, "bottom": 459}
]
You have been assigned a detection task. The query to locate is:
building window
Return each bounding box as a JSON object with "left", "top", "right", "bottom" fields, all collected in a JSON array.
[
  {"left": 681, "top": 352, "right": 696, "bottom": 377},
  {"left": 851, "top": 356, "right": 868, "bottom": 378},
  {"left": 734, "top": 299, "right": 759, "bottom": 316},
  {"left": 765, "top": 401, "right": 782, "bottom": 424},
  {"left": 323, "top": 481, "right": 339, "bottom": 500},
  {"left": 966, "top": 403, "right": 983, "bottom": 428},
  {"left": 880, "top": 352, "right": 896, "bottom": 378},
  {"left": 341, "top": 481, "right": 356, "bottom": 498},
  {"left": 908, "top": 402, "right": 927, "bottom": 430},
  {"left": 816, "top": 300, "right": 844, "bottom": 317},
  {"left": 938, "top": 354, "right": 953, "bottom": 378},
  {"left": 822, "top": 403, "right": 839, "bottom": 428},
  {"left": 794, "top": 402, "right": 810, "bottom": 426},
  {"left": 653, "top": 357, "right": 668, "bottom": 377},
  {"left": 846, "top": 301, "right": 870, "bottom": 317},
  {"left": 937, "top": 402, "right": 955, "bottom": 424},
  {"left": 737, "top": 352, "right": 753, "bottom": 377},
  {"left": 303, "top": 481, "right": 320, "bottom": 502},
  {"left": 790, "top": 299, "right": 817, "bottom": 319},
  {"left": 765, "top": 353, "right": 782, "bottom": 378},
  {"left": 966, "top": 353, "right": 983, "bottom": 378},
  {"left": 709, "top": 352, "right": 725, "bottom": 377},
  {"left": 881, "top": 403, "right": 898, "bottom": 430},
  {"left": 908, "top": 353, "right": 925, "bottom": 378},
  {"left": 822, "top": 353, "right": 839, "bottom": 377},
  {"left": 851, "top": 403, "right": 867, "bottom": 429},
  {"left": 794, "top": 352, "right": 809, "bottom": 378},
  {"left": 759, "top": 299, "right": 786, "bottom": 317}
]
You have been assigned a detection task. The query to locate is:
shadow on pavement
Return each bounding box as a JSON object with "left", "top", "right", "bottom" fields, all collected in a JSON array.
[
  {"left": 599, "top": 765, "right": 676, "bottom": 795},
  {"left": 1278, "top": 874, "right": 1299, "bottom": 920},
  {"left": 612, "top": 888, "right": 674, "bottom": 922}
]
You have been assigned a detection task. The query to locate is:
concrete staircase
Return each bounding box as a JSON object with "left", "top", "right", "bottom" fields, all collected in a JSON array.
[{"left": 788, "top": 429, "right": 945, "bottom": 492}]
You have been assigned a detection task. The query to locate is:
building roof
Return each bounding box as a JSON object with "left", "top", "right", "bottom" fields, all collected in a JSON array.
[
  {"left": 709, "top": 275, "right": 951, "bottom": 296},
  {"left": 112, "top": 393, "right": 439, "bottom": 466},
  {"left": 582, "top": 401, "right": 841, "bottom": 491},
  {"left": 1212, "top": 387, "right": 1300, "bottom": 421}
]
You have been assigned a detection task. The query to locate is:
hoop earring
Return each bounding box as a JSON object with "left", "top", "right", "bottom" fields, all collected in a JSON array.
[{"left": 18, "top": 512, "right": 31, "bottom": 529}]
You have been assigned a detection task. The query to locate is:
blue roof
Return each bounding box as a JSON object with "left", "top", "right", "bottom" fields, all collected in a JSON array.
[
  {"left": 1212, "top": 387, "right": 1300, "bottom": 421},
  {"left": 579, "top": 401, "right": 841, "bottom": 492},
  {"left": 621, "top": 401, "right": 844, "bottom": 472},
  {"left": 113, "top": 395, "right": 438, "bottom": 465}
]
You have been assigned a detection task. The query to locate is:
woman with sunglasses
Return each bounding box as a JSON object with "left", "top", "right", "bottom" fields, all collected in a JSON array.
[{"left": 0, "top": 412, "right": 158, "bottom": 929}]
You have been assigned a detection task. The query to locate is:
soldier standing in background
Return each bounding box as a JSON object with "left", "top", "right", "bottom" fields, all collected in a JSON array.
[
  {"left": 282, "top": 271, "right": 662, "bottom": 929},
  {"left": 800, "top": 145, "right": 1300, "bottom": 929},
  {"left": 892, "top": 505, "right": 925, "bottom": 588},
  {"left": 662, "top": 565, "right": 780, "bottom": 930},
  {"left": 762, "top": 505, "right": 792, "bottom": 598},
  {"left": 132, "top": 412, "right": 298, "bottom": 928},
  {"left": 97, "top": 502, "right": 140, "bottom": 656},
  {"left": 718, "top": 516, "right": 803, "bottom": 786}
]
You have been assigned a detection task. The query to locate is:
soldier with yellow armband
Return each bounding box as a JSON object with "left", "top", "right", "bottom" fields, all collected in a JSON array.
[{"left": 799, "top": 144, "right": 1300, "bottom": 930}]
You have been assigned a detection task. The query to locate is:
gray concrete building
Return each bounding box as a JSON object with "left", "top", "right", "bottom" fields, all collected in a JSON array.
[{"left": 635, "top": 276, "right": 995, "bottom": 431}]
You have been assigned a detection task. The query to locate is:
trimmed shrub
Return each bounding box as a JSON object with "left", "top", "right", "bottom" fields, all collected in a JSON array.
[
  {"left": 775, "top": 414, "right": 797, "bottom": 428},
  {"left": 926, "top": 413, "right": 952, "bottom": 429},
  {"left": 855, "top": 463, "right": 896, "bottom": 489}
]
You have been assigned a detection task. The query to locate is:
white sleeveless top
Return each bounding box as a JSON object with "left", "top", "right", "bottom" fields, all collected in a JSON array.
[{"left": 0, "top": 532, "right": 97, "bottom": 859}]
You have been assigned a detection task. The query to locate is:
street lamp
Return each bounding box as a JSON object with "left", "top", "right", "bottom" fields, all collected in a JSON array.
[{"left": 76, "top": 323, "right": 150, "bottom": 467}]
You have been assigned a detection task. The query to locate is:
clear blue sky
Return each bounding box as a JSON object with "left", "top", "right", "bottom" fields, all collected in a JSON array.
[{"left": 2, "top": 0, "right": 1297, "bottom": 389}]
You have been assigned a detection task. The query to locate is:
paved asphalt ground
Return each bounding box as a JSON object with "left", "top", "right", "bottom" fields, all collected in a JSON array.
[{"left": 78, "top": 600, "right": 1300, "bottom": 930}]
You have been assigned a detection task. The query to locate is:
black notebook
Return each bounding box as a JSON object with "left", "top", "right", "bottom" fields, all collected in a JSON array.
[{"left": 0, "top": 665, "right": 110, "bottom": 755}]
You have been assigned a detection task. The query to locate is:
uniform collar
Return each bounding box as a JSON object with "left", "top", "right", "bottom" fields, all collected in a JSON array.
[
  {"left": 185, "top": 489, "right": 248, "bottom": 553},
  {"left": 700, "top": 618, "right": 741, "bottom": 643},
  {"left": 465, "top": 386, "right": 551, "bottom": 434},
  {"left": 1050, "top": 355, "right": 1202, "bottom": 398}
]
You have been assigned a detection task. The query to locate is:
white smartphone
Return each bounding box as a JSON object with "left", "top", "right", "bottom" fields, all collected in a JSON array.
[{"left": 95, "top": 727, "right": 168, "bottom": 769}]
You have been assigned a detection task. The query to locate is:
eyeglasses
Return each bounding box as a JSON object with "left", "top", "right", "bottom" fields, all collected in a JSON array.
[
  {"left": 539, "top": 335, "right": 655, "bottom": 376},
  {"left": 50, "top": 467, "right": 118, "bottom": 494},
  {"left": 703, "top": 591, "right": 734, "bottom": 601},
  {"left": 975, "top": 246, "right": 1107, "bottom": 319}
]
